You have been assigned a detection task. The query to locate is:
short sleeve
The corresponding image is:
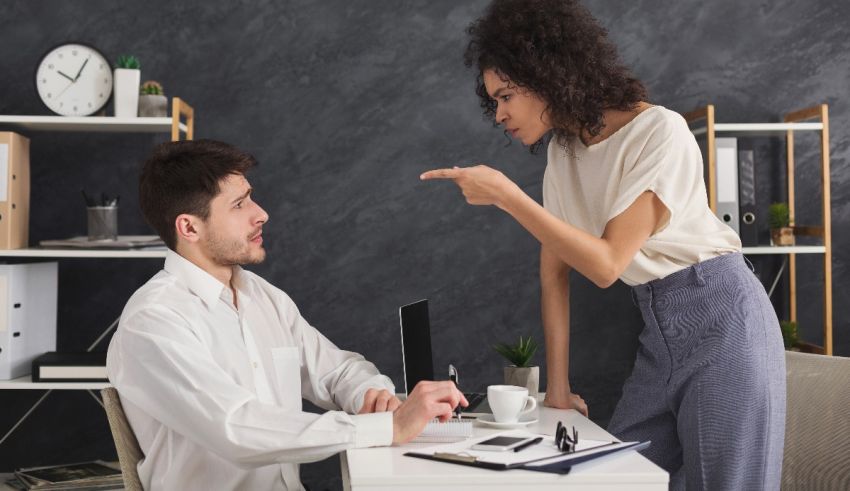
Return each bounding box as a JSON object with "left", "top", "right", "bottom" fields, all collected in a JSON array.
[
  {"left": 607, "top": 115, "right": 697, "bottom": 232},
  {"left": 543, "top": 139, "right": 566, "bottom": 219}
]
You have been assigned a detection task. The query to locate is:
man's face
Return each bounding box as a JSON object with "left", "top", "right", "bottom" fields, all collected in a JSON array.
[{"left": 200, "top": 173, "right": 269, "bottom": 266}]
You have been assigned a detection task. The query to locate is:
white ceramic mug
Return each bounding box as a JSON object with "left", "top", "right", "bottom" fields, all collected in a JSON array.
[{"left": 487, "top": 385, "right": 537, "bottom": 423}]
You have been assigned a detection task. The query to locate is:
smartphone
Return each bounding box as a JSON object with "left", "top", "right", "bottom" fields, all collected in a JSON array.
[{"left": 471, "top": 436, "right": 538, "bottom": 452}]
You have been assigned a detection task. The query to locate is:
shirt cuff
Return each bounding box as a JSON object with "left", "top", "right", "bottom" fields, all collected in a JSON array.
[{"left": 350, "top": 411, "right": 393, "bottom": 448}]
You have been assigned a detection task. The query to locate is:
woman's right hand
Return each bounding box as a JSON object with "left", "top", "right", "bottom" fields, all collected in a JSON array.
[{"left": 544, "top": 388, "right": 588, "bottom": 417}]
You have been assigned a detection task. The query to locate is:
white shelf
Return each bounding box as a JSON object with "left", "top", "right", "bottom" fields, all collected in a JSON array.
[
  {"left": 0, "top": 115, "right": 186, "bottom": 134},
  {"left": 0, "top": 248, "right": 167, "bottom": 258},
  {"left": 742, "top": 245, "right": 825, "bottom": 255},
  {"left": 690, "top": 122, "right": 823, "bottom": 136},
  {"left": 0, "top": 375, "right": 110, "bottom": 390}
]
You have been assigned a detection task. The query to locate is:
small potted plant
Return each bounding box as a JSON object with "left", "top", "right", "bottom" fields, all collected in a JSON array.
[
  {"left": 493, "top": 335, "right": 539, "bottom": 398},
  {"left": 139, "top": 80, "right": 168, "bottom": 117},
  {"left": 780, "top": 320, "right": 800, "bottom": 351},
  {"left": 768, "top": 202, "right": 794, "bottom": 246},
  {"left": 114, "top": 55, "right": 140, "bottom": 118}
]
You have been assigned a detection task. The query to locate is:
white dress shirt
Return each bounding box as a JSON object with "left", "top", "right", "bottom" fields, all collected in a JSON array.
[{"left": 106, "top": 250, "right": 395, "bottom": 491}]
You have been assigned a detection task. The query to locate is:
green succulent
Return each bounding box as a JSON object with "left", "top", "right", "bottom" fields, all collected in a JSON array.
[
  {"left": 493, "top": 335, "right": 538, "bottom": 368},
  {"left": 140, "top": 80, "right": 164, "bottom": 95},
  {"left": 116, "top": 55, "right": 140, "bottom": 70},
  {"left": 780, "top": 320, "right": 799, "bottom": 349},
  {"left": 768, "top": 202, "right": 790, "bottom": 230}
]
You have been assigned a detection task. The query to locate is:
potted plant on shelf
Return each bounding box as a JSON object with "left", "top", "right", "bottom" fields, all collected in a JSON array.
[
  {"left": 768, "top": 202, "right": 794, "bottom": 246},
  {"left": 114, "top": 55, "right": 140, "bottom": 118},
  {"left": 139, "top": 80, "right": 168, "bottom": 117},
  {"left": 494, "top": 335, "right": 539, "bottom": 398},
  {"left": 780, "top": 320, "right": 800, "bottom": 351}
]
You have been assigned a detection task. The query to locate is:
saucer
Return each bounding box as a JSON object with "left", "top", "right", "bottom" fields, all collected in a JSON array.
[{"left": 476, "top": 414, "right": 538, "bottom": 428}]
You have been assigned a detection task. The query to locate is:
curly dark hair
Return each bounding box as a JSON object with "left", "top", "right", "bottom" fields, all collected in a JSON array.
[{"left": 464, "top": 0, "right": 647, "bottom": 149}]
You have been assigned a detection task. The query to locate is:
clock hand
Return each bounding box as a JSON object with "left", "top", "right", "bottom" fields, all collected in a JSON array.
[
  {"left": 74, "top": 56, "right": 90, "bottom": 81},
  {"left": 57, "top": 70, "right": 76, "bottom": 82},
  {"left": 55, "top": 79, "right": 76, "bottom": 99}
]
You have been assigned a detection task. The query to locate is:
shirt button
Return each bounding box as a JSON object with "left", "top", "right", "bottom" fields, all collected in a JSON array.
[{"left": 253, "top": 362, "right": 258, "bottom": 368}]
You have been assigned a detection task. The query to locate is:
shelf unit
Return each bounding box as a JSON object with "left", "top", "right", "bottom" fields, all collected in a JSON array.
[
  {"left": 684, "top": 104, "right": 832, "bottom": 355},
  {"left": 0, "top": 249, "right": 166, "bottom": 258},
  {"left": 0, "top": 97, "right": 194, "bottom": 448}
]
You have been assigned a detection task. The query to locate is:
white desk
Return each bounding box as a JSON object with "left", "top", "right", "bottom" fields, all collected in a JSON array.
[{"left": 341, "top": 405, "right": 668, "bottom": 490}]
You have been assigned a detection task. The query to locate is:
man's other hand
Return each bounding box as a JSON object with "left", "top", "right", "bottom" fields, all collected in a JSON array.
[
  {"left": 358, "top": 388, "right": 402, "bottom": 414},
  {"left": 391, "top": 381, "right": 468, "bottom": 444}
]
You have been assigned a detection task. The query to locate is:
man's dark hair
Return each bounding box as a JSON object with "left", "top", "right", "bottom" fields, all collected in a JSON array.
[
  {"left": 139, "top": 139, "right": 257, "bottom": 250},
  {"left": 464, "top": 0, "right": 647, "bottom": 151}
]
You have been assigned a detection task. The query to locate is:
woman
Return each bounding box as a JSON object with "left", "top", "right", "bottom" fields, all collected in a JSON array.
[{"left": 421, "top": 1, "right": 785, "bottom": 489}]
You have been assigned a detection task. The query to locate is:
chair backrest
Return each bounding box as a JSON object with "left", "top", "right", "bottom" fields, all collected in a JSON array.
[
  {"left": 783, "top": 351, "right": 850, "bottom": 489},
  {"left": 101, "top": 387, "right": 145, "bottom": 491}
]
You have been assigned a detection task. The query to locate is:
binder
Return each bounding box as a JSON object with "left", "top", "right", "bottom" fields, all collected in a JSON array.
[
  {"left": 405, "top": 436, "right": 650, "bottom": 474},
  {"left": 0, "top": 262, "right": 58, "bottom": 379},
  {"left": 32, "top": 351, "right": 108, "bottom": 382},
  {"left": 715, "top": 138, "right": 739, "bottom": 235},
  {"left": 738, "top": 145, "right": 758, "bottom": 246},
  {"left": 0, "top": 132, "right": 30, "bottom": 249}
]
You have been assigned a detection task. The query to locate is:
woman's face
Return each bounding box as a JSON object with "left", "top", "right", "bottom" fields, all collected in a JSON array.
[{"left": 483, "top": 69, "right": 552, "bottom": 146}]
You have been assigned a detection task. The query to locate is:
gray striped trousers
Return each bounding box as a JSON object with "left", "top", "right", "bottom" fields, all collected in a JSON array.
[{"left": 608, "top": 252, "right": 786, "bottom": 490}]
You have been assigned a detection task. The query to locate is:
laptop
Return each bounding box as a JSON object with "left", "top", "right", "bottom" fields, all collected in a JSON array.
[{"left": 398, "top": 299, "right": 488, "bottom": 413}]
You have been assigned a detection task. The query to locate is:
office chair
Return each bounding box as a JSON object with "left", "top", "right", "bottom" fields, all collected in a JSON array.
[
  {"left": 101, "top": 387, "right": 145, "bottom": 491},
  {"left": 782, "top": 351, "right": 850, "bottom": 489}
]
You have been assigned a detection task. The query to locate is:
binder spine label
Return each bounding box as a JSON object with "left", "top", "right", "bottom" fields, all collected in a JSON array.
[{"left": 0, "top": 143, "right": 7, "bottom": 202}]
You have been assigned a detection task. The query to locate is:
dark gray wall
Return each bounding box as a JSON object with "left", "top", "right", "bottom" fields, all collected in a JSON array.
[{"left": 1, "top": 1, "right": 847, "bottom": 489}]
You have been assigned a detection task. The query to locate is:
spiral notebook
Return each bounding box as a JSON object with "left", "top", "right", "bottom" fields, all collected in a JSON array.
[{"left": 412, "top": 419, "right": 474, "bottom": 443}]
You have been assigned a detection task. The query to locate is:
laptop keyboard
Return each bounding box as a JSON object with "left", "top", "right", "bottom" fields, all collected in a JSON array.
[{"left": 463, "top": 392, "right": 485, "bottom": 411}]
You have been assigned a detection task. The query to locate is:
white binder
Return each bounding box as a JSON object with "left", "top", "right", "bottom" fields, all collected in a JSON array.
[
  {"left": 715, "top": 138, "right": 739, "bottom": 235},
  {"left": 0, "top": 262, "right": 58, "bottom": 379}
]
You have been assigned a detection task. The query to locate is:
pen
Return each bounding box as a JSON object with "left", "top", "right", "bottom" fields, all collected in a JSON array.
[
  {"left": 513, "top": 436, "right": 543, "bottom": 453},
  {"left": 448, "top": 364, "right": 461, "bottom": 419}
]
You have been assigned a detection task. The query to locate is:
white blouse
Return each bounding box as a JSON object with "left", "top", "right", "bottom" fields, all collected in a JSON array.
[{"left": 543, "top": 105, "right": 741, "bottom": 286}]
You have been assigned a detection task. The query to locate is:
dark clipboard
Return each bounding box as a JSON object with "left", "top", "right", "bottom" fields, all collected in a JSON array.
[{"left": 404, "top": 440, "right": 650, "bottom": 475}]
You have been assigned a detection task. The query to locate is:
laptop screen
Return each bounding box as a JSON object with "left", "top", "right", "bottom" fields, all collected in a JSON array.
[{"left": 399, "top": 299, "right": 434, "bottom": 395}]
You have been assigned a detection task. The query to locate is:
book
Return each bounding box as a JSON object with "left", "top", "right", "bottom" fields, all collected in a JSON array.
[
  {"left": 38, "top": 235, "right": 165, "bottom": 250},
  {"left": 31, "top": 352, "right": 107, "bottom": 383},
  {"left": 412, "top": 418, "right": 473, "bottom": 443},
  {"left": 12, "top": 460, "right": 122, "bottom": 490}
]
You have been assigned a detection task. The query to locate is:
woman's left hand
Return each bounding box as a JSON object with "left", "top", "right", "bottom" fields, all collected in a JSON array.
[{"left": 420, "top": 165, "right": 519, "bottom": 209}]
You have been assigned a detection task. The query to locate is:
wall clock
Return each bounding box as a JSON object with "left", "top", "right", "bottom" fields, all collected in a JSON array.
[{"left": 35, "top": 43, "right": 113, "bottom": 116}]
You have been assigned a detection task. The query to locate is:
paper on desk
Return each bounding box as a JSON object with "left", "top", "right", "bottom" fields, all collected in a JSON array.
[{"left": 413, "top": 430, "right": 616, "bottom": 466}]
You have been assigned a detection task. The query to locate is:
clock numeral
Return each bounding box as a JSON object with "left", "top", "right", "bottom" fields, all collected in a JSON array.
[
  {"left": 42, "top": 79, "right": 46, "bottom": 84},
  {"left": 99, "top": 93, "right": 104, "bottom": 98},
  {"left": 58, "top": 53, "right": 63, "bottom": 58},
  {"left": 72, "top": 50, "right": 78, "bottom": 56},
  {"left": 47, "top": 93, "right": 52, "bottom": 98},
  {"left": 73, "top": 106, "right": 78, "bottom": 112},
  {"left": 48, "top": 64, "right": 54, "bottom": 70}
]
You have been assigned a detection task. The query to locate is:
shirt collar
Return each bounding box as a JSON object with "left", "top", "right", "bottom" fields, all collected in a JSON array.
[{"left": 164, "top": 249, "right": 248, "bottom": 309}]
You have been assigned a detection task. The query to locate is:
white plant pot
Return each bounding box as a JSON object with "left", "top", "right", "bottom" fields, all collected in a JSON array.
[{"left": 113, "top": 68, "right": 140, "bottom": 118}]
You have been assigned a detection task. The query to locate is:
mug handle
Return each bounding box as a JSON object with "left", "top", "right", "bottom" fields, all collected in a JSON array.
[{"left": 519, "top": 396, "right": 537, "bottom": 416}]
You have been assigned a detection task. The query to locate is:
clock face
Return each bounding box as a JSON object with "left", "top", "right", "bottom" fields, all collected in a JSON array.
[{"left": 35, "top": 43, "right": 113, "bottom": 116}]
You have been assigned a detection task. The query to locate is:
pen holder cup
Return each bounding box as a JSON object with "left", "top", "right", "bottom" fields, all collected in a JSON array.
[{"left": 87, "top": 206, "right": 118, "bottom": 241}]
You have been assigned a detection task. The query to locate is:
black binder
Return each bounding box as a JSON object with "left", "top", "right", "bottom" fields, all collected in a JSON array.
[
  {"left": 738, "top": 145, "right": 759, "bottom": 247},
  {"left": 405, "top": 440, "right": 650, "bottom": 475}
]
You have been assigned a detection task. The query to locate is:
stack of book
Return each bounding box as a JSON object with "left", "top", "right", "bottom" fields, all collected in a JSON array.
[{"left": 4, "top": 461, "right": 123, "bottom": 490}]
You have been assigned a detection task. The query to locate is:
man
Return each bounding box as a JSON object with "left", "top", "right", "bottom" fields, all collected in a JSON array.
[{"left": 106, "top": 139, "right": 466, "bottom": 491}]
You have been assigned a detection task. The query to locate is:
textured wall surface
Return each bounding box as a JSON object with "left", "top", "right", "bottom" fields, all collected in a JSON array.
[{"left": 1, "top": 1, "right": 847, "bottom": 489}]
